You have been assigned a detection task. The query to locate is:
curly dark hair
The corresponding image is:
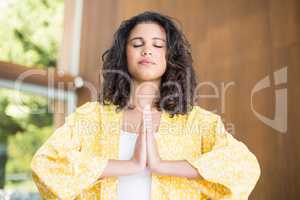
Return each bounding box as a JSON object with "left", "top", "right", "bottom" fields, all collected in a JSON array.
[{"left": 99, "top": 11, "right": 198, "bottom": 117}]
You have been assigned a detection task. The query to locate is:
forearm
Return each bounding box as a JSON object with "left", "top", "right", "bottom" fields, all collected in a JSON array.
[
  {"left": 99, "top": 159, "right": 141, "bottom": 179},
  {"left": 151, "top": 160, "right": 203, "bottom": 179}
]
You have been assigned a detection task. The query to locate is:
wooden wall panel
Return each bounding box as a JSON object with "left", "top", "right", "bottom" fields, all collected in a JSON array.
[
  {"left": 76, "top": 0, "right": 300, "bottom": 199},
  {"left": 78, "top": 0, "right": 119, "bottom": 104}
]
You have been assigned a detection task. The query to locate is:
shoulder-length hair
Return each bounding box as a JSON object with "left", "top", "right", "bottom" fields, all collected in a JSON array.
[{"left": 99, "top": 11, "right": 198, "bottom": 117}]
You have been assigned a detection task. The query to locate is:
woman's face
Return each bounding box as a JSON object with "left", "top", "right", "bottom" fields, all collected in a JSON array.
[{"left": 126, "top": 22, "right": 167, "bottom": 82}]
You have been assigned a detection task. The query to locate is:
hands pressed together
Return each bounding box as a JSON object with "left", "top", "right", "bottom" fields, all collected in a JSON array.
[
  {"left": 100, "top": 106, "right": 201, "bottom": 179},
  {"left": 131, "top": 106, "right": 162, "bottom": 173}
]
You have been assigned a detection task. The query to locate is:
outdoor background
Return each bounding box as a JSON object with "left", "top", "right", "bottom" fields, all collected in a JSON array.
[
  {"left": 0, "top": 0, "right": 299, "bottom": 199},
  {"left": 0, "top": 0, "right": 63, "bottom": 199}
]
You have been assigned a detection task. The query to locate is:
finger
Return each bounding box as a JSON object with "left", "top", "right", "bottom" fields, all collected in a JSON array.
[{"left": 143, "top": 105, "right": 153, "bottom": 134}]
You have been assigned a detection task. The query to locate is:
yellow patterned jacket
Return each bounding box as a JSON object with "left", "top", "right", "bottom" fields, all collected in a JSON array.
[{"left": 31, "top": 101, "right": 261, "bottom": 200}]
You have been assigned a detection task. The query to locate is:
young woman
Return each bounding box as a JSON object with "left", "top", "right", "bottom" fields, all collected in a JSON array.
[{"left": 31, "top": 11, "right": 261, "bottom": 200}]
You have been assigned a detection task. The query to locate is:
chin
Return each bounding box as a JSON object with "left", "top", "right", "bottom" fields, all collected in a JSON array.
[{"left": 135, "top": 75, "right": 161, "bottom": 82}]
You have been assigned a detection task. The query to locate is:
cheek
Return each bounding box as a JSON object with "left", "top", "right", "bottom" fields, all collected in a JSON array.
[
  {"left": 156, "top": 50, "right": 167, "bottom": 68},
  {"left": 126, "top": 48, "right": 140, "bottom": 77},
  {"left": 126, "top": 46, "right": 140, "bottom": 63},
  {"left": 126, "top": 47, "right": 134, "bottom": 64}
]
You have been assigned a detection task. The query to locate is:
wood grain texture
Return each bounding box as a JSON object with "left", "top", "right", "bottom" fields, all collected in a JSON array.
[{"left": 70, "top": 0, "right": 300, "bottom": 198}]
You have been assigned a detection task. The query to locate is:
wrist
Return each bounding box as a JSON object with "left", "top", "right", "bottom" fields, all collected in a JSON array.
[
  {"left": 148, "top": 158, "right": 162, "bottom": 173},
  {"left": 130, "top": 159, "right": 146, "bottom": 172}
]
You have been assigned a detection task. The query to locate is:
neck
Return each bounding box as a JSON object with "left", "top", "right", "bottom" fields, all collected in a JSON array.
[{"left": 128, "top": 79, "right": 161, "bottom": 112}]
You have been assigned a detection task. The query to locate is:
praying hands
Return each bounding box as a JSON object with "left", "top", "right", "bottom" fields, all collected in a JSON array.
[
  {"left": 99, "top": 106, "right": 201, "bottom": 179},
  {"left": 131, "top": 106, "right": 201, "bottom": 178}
]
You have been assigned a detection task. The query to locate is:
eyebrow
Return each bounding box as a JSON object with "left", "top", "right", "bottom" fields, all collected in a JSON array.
[{"left": 128, "top": 37, "right": 166, "bottom": 42}]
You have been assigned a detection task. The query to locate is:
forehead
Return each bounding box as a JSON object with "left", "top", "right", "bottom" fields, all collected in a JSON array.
[{"left": 128, "top": 22, "right": 166, "bottom": 40}]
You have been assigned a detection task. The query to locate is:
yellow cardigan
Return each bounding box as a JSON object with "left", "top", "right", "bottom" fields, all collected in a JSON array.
[{"left": 31, "top": 101, "right": 260, "bottom": 200}]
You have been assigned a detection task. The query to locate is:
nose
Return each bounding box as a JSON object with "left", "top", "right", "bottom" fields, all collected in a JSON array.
[{"left": 142, "top": 49, "right": 152, "bottom": 56}]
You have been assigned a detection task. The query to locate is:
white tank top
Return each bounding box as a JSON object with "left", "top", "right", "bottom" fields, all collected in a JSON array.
[{"left": 117, "top": 130, "right": 158, "bottom": 200}]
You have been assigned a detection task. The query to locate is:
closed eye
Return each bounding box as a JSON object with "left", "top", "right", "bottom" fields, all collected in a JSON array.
[
  {"left": 133, "top": 44, "right": 143, "bottom": 48},
  {"left": 153, "top": 45, "right": 164, "bottom": 48}
]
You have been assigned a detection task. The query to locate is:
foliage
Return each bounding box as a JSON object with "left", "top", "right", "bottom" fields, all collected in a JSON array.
[
  {"left": 0, "top": 0, "right": 64, "bottom": 190},
  {"left": 0, "top": 97, "right": 24, "bottom": 145},
  {"left": 0, "top": 89, "right": 53, "bottom": 187},
  {"left": 0, "top": 0, "right": 64, "bottom": 68}
]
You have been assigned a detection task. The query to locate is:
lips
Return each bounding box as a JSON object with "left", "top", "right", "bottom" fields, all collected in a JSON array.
[{"left": 138, "top": 59, "right": 155, "bottom": 65}]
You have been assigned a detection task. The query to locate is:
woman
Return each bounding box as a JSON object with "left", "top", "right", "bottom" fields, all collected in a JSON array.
[{"left": 31, "top": 11, "right": 261, "bottom": 200}]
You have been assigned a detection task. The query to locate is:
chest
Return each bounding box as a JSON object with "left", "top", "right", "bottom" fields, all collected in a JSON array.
[
  {"left": 100, "top": 112, "right": 203, "bottom": 161},
  {"left": 121, "top": 109, "right": 162, "bottom": 134}
]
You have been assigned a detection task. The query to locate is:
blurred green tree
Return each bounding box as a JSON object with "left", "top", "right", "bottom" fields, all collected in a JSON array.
[
  {"left": 0, "top": 89, "right": 54, "bottom": 189},
  {"left": 0, "top": 0, "right": 63, "bottom": 189},
  {"left": 0, "top": 0, "right": 64, "bottom": 68},
  {"left": 0, "top": 97, "right": 24, "bottom": 188}
]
